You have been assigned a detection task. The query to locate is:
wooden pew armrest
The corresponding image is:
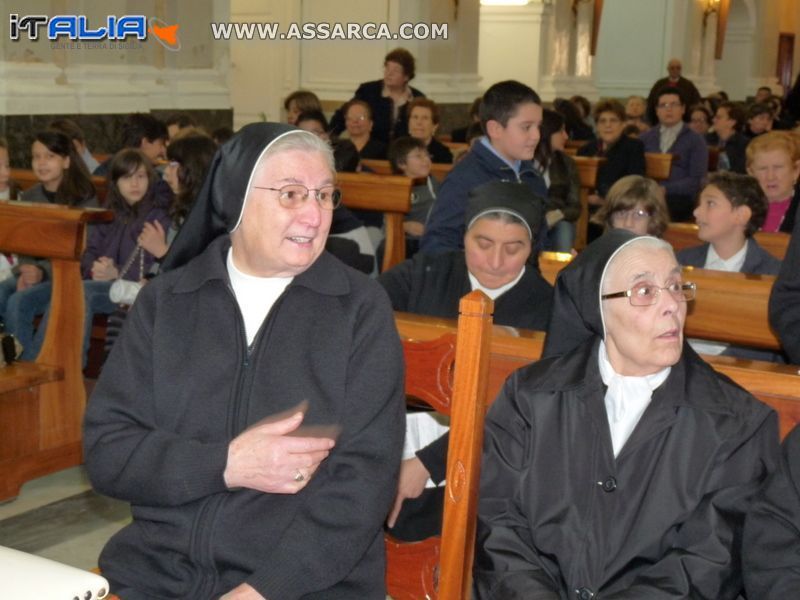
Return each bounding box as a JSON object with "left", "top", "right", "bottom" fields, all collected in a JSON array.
[{"left": 0, "top": 362, "right": 63, "bottom": 395}]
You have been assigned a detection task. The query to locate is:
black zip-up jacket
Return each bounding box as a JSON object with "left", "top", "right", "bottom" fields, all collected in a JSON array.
[{"left": 84, "top": 236, "right": 405, "bottom": 599}]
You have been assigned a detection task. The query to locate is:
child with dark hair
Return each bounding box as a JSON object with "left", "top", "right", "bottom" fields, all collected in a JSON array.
[
  {"left": 745, "top": 103, "right": 774, "bottom": 139},
  {"left": 678, "top": 172, "right": 780, "bottom": 274},
  {"left": 0, "top": 130, "right": 97, "bottom": 359},
  {"left": 534, "top": 109, "right": 580, "bottom": 251},
  {"left": 679, "top": 171, "right": 782, "bottom": 360},
  {"left": 31, "top": 149, "right": 172, "bottom": 364},
  {"left": 388, "top": 136, "right": 440, "bottom": 258},
  {"left": 421, "top": 80, "right": 547, "bottom": 254},
  {"left": 94, "top": 113, "right": 168, "bottom": 176},
  {"left": 141, "top": 133, "right": 218, "bottom": 261}
]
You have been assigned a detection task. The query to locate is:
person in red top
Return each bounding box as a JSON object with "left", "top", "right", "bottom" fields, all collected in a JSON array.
[{"left": 746, "top": 131, "right": 800, "bottom": 233}]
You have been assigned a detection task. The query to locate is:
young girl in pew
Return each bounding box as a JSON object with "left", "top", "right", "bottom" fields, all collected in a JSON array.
[
  {"left": 30, "top": 149, "right": 171, "bottom": 365},
  {"left": 103, "top": 134, "right": 218, "bottom": 355},
  {"left": 0, "top": 130, "right": 96, "bottom": 359},
  {"left": 591, "top": 175, "right": 670, "bottom": 238}
]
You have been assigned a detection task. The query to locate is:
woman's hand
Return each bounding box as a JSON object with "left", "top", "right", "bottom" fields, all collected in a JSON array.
[
  {"left": 224, "top": 411, "right": 336, "bottom": 494},
  {"left": 91, "top": 257, "right": 119, "bottom": 281},
  {"left": 139, "top": 221, "right": 169, "bottom": 259},
  {"left": 386, "top": 456, "right": 431, "bottom": 528}
]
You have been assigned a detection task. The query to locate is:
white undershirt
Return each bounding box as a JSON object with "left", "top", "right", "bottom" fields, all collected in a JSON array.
[
  {"left": 703, "top": 240, "right": 748, "bottom": 273},
  {"left": 226, "top": 249, "right": 293, "bottom": 345},
  {"left": 658, "top": 122, "right": 683, "bottom": 153},
  {"left": 598, "top": 340, "right": 670, "bottom": 457},
  {"left": 468, "top": 266, "right": 526, "bottom": 300}
]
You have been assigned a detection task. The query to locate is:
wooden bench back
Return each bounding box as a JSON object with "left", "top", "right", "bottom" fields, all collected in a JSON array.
[
  {"left": 388, "top": 292, "right": 494, "bottom": 600},
  {"left": 572, "top": 156, "right": 605, "bottom": 250},
  {"left": 336, "top": 172, "right": 413, "bottom": 272},
  {"left": 0, "top": 201, "right": 113, "bottom": 500},
  {"left": 11, "top": 168, "right": 108, "bottom": 205},
  {"left": 536, "top": 252, "right": 781, "bottom": 351},
  {"left": 360, "top": 158, "right": 454, "bottom": 183},
  {"left": 397, "top": 309, "right": 799, "bottom": 441},
  {"left": 664, "top": 222, "right": 790, "bottom": 260},
  {"left": 645, "top": 152, "right": 673, "bottom": 181}
]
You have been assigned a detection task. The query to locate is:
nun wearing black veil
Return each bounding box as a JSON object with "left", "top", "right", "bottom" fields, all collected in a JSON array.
[
  {"left": 473, "top": 230, "right": 779, "bottom": 599},
  {"left": 83, "top": 123, "right": 405, "bottom": 599}
]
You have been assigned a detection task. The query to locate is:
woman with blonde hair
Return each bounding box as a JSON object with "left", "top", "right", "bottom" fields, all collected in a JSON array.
[
  {"left": 746, "top": 130, "right": 800, "bottom": 233},
  {"left": 591, "top": 175, "right": 670, "bottom": 237}
]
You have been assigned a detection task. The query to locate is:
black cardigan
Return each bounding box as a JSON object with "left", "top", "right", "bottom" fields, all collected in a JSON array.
[{"left": 577, "top": 135, "right": 646, "bottom": 197}]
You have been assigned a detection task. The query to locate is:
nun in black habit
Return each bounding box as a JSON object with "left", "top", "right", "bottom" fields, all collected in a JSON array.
[
  {"left": 473, "top": 230, "right": 779, "bottom": 599},
  {"left": 83, "top": 123, "right": 405, "bottom": 599}
]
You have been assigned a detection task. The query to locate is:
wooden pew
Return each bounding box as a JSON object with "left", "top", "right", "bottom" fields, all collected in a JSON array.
[
  {"left": 337, "top": 172, "right": 413, "bottom": 272},
  {"left": 645, "top": 152, "right": 673, "bottom": 181},
  {"left": 388, "top": 292, "right": 494, "bottom": 600},
  {"left": 665, "top": 222, "right": 790, "bottom": 261},
  {"left": 536, "top": 252, "right": 781, "bottom": 351},
  {"left": 572, "top": 156, "right": 605, "bottom": 250},
  {"left": 397, "top": 310, "right": 800, "bottom": 440},
  {"left": 539, "top": 250, "right": 573, "bottom": 286},
  {"left": 11, "top": 168, "right": 108, "bottom": 206},
  {"left": 0, "top": 201, "right": 113, "bottom": 500},
  {"left": 683, "top": 267, "right": 780, "bottom": 350},
  {"left": 360, "top": 158, "right": 454, "bottom": 183}
]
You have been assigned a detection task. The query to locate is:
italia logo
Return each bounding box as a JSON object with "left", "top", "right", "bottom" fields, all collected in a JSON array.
[{"left": 9, "top": 14, "right": 181, "bottom": 51}]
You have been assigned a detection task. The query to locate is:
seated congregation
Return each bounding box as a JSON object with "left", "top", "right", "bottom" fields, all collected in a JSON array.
[{"left": 1, "top": 47, "right": 800, "bottom": 600}]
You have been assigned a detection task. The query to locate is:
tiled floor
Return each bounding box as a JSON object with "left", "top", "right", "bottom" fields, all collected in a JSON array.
[{"left": 0, "top": 466, "right": 130, "bottom": 570}]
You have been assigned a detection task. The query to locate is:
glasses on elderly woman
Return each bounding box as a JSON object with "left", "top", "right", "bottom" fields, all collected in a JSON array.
[
  {"left": 602, "top": 281, "right": 696, "bottom": 306},
  {"left": 252, "top": 184, "right": 342, "bottom": 210}
]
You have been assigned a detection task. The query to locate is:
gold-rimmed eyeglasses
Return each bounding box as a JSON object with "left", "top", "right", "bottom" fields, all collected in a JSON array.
[
  {"left": 252, "top": 184, "right": 342, "bottom": 210},
  {"left": 602, "top": 281, "right": 696, "bottom": 306}
]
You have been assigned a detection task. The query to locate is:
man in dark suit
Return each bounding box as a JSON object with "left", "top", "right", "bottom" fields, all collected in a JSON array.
[{"left": 646, "top": 58, "right": 702, "bottom": 124}]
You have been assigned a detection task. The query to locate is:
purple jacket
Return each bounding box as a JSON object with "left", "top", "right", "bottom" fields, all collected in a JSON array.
[
  {"left": 640, "top": 123, "right": 708, "bottom": 197},
  {"left": 81, "top": 192, "right": 171, "bottom": 281}
]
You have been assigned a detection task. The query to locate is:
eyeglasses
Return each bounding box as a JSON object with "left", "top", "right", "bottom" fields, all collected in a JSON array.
[
  {"left": 346, "top": 115, "right": 368, "bottom": 123},
  {"left": 252, "top": 184, "right": 342, "bottom": 210},
  {"left": 657, "top": 102, "right": 682, "bottom": 110},
  {"left": 611, "top": 208, "right": 650, "bottom": 222},
  {"left": 602, "top": 281, "right": 696, "bottom": 306}
]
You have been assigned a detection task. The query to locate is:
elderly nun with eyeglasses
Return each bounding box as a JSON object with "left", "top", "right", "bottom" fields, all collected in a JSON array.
[
  {"left": 83, "top": 123, "right": 405, "bottom": 600},
  {"left": 473, "top": 229, "right": 779, "bottom": 599}
]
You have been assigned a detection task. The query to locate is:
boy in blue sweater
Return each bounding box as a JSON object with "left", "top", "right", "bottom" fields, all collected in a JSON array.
[{"left": 420, "top": 80, "right": 547, "bottom": 254}]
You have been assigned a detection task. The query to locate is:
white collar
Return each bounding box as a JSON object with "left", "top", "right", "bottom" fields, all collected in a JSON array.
[
  {"left": 705, "top": 240, "right": 748, "bottom": 272},
  {"left": 598, "top": 340, "right": 671, "bottom": 457},
  {"left": 468, "top": 266, "right": 526, "bottom": 300}
]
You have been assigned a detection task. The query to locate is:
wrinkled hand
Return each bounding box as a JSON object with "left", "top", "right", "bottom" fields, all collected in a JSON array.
[
  {"left": 17, "top": 264, "right": 43, "bottom": 291},
  {"left": 138, "top": 220, "right": 169, "bottom": 259},
  {"left": 219, "top": 583, "right": 265, "bottom": 600},
  {"left": 387, "top": 456, "right": 431, "bottom": 528},
  {"left": 91, "top": 257, "right": 119, "bottom": 281},
  {"left": 224, "top": 411, "right": 335, "bottom": 494}
]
